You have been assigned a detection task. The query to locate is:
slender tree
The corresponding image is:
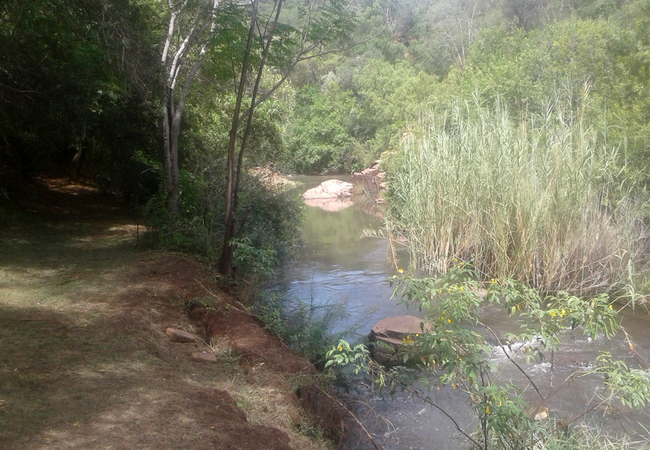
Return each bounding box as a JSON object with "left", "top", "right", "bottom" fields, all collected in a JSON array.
[
  {"left": 161, "top": 0, "right": 221, "bottom": 216},
  {"left": 219, "top": 0, "right": 260, "bottom": 274},
  {"left": 218, "top": 0, "right": 383, "bottom": 275}
]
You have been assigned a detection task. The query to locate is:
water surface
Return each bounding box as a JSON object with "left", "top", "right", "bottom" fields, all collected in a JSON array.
[{"left": 275, "top": 175, "right": 650, "bottom": 449}]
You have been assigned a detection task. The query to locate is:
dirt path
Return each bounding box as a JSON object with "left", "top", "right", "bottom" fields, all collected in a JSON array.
[{"left": 0, "top": 178, "right": 333, "bottom": 449}]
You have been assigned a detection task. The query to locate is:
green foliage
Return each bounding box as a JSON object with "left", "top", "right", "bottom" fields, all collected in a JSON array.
[
  {"left": 284, "top": 84, "right": 359, "bottom": 173},
  {"left": 282, "top": 57, "right": 440, "bottom": 173},
  {"left": 327, "top": 267, "right": 650, "bottom": 448},
  {"left": 145, "top": 160, "right": 303, "bottom": 278},
  {"left": 450, "top": 16, "right": 650, "bottom": 185},
  {"left": 255, "top": 292, "right": 348, "bottom": 363},
  {"left": 386, "top": 97, "right": 648, "bottom": 295},
  {"left": 145, "top": 65, "right": 301, "bottom": 275},
  {"left": 325, "top": 340, "right": 370, "bottom": 374},
  {"left": 0, "top": 0, "right": 160, "bottom": 196},
  {"left": 231, "top": 237, "right": 279, "bottom": 278},
  {"left": 595, "top": 352, "right": 650, "bottom": 409}
]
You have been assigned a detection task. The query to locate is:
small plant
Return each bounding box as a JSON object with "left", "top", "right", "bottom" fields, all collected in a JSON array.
[{"left": 254, "top": 292, "right": 349, "bottom": 365}]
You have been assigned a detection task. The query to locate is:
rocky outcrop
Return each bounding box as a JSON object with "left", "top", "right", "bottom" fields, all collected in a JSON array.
[
  {"left": 368, "top": 315, "right": 431, "bottom": 366},
  {"left": 352, "top": 160, "right": 386, "bottom": 193},
  {"left": 250, "top": 164, "right": 296, "bottom": 190},
  {"left": 302, "top": 179, "right": 354, "bottom": 200}
]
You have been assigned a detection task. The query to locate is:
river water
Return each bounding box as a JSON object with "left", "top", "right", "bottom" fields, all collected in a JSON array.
[{"left": 273, "top": 175, "right": 650, "bottom": 449}]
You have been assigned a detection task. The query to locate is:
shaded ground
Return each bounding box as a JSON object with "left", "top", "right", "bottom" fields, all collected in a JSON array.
[{"left": 0, "top": 178, "right": 334, "bottom": 449}]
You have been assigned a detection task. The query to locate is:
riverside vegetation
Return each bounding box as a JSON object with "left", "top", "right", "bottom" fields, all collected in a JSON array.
[
  {"left": 3, "top": 0, "right": 650, "bottom": 448},
  {"left": 327, "top": 95, "right": 650, "bottom": 447}
]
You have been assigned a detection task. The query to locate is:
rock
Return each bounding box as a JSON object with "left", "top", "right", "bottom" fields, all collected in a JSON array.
[
  {"left": 192, "top": 351, "right": 217, "bottom": 363},
  {"left": 166, "top": 327, "right": 197, "bottom": 343},
  {"left": 302, "top": 179, "right": 354, "bottom": 200},
  {"left": 526, "top": 405, "right": 549, "bottom": 421},
  {"left": 534, "top": 407, "right": 549, "bottom": 421},
  {"left": 370, "top": 315, "right": 431, "bottom": 343},
  {"left": 250, "top": 164, "right": 296, "bottom": 191},
  {"left": 352, "top": 160, "right": 385, "bottom": 192},
  {"left": 368, "top": 315, "right": 431, "bottom": 366}
]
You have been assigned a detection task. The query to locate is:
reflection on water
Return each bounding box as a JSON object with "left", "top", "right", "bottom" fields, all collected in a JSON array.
[
  {"left": 303, "top": 197, "right": 353, "bottom": 212},
  {"left": 273, "top": 175, "right": 650, "bottom": 449},
  {"left": 273, "top": 176, "right": 415, "bottom": 338}
]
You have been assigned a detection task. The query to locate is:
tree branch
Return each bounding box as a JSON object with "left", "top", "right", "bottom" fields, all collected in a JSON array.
[{"left": 237, "top": 13, "right": 387, "bottom": 123}]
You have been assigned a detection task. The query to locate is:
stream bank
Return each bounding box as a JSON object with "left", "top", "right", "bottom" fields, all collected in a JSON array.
[{"left": 0, "top": 178, "right": 345, "bottom": 450}]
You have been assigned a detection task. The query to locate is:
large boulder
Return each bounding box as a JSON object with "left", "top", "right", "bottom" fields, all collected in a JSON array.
[
  {"left": 368, "top": 315, "right": 431, "bottom": 366},
  {"left": 302, "top": 179, "right": 354, "bottom": 200}
]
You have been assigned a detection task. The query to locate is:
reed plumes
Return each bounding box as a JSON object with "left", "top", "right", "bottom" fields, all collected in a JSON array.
[{"left": 387, "top": 96, "right": 649, "bottom": 295}]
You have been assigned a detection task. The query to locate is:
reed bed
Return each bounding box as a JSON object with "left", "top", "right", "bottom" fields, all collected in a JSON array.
[{"left": 387, "top": 98, "right": 649, "bottom": 294}]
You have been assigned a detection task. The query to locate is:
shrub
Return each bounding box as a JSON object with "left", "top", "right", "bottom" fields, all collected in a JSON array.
[{"left": 327, "top": 267, "right": 650, "bottom": 449}]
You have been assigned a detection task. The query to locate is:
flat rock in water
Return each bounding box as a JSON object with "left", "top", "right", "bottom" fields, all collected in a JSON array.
[
  {"left": 370, "top": 315, "right": 431, "bottom": 342},
  {"left": 302, "top": 179, "right": 354, "bottom": 200},
  {"left": 369, "top": 315, "right": 432, "bottom": 366}
]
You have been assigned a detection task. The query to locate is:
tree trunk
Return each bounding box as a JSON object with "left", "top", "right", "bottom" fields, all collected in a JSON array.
[
  {"left": 163, "top": 92, "right": 180, "bottom": 217},
  {"left": 218, "top": 0, "right": 259, "bottom": 276},
  {"left": 161, "top": 1, "right": 220, "bottom": 218}
]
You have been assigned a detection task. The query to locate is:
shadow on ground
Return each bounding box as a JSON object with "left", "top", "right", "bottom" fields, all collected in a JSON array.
[{"left": 0, "top": 178, "right": 329, "bottom": 450}]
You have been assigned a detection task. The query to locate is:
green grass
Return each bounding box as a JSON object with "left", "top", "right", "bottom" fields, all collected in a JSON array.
[{"left": 386, "top": 96, "right": 649, "bottom": 295}]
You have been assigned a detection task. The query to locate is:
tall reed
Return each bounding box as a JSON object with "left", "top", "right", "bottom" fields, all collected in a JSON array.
[{"left": 387, "top": 97, "right": 648, "bottom": 294}]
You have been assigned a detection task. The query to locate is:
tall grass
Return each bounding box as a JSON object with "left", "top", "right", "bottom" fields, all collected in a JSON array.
[{"left": 387, "top": 96, "right": 649, "bottom": 294}]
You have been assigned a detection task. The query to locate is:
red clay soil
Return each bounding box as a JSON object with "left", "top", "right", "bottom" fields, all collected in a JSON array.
[
  {"left": 196, "top": 390, "right": 293, "bottom": 450},
  {"left": 192, "top": 307, "right": 317, "bottom": 376},
  {"left": 0, "top": 177, "right": 344, "bottom": 450}
]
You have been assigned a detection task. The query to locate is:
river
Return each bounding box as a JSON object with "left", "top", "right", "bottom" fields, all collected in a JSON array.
[{"left": 272, "top": 175, "right": 650, "bottom": 449}]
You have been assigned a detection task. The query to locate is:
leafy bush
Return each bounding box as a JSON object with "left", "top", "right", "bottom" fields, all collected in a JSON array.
[
  {"left": 254, "top": 292, "right": 347, "bottom": 365},
  {"left": 327, "top": 266, "right": 650, "bottom": 449},
  {"left": 145, "top": 166, "right": 302, "bottom": 279}
]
